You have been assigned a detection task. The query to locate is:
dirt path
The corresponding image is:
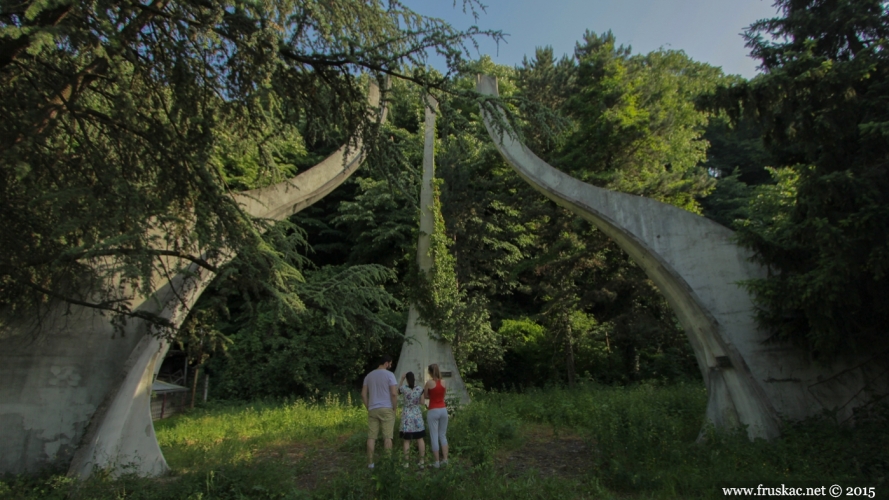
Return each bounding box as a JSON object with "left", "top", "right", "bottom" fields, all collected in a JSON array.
[
  {"left": 280, "top": 425, "right": 593, "bottom": 490},
  {"left": 496, "top": 424, "right": 592, "bottom": 480},
  {"left": 262, "top": 435, "right": 359, "bottom": 490}
]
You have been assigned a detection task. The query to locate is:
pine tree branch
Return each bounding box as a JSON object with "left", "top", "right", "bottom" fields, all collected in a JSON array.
[
  {"left": 24, "top": 249, "right": 220, "bottom": 273},
  {"left": 3, "top": 0, "right": 171, "bottom": 150},
  {"left": 0, "top": 1, "right": 74, "bottom": 70},
  {"left": 19, "top": 280, "right": 176, "bottom": 329}
]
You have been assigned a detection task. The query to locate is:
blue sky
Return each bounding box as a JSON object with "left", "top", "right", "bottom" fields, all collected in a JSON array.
[{"left": 399, "top": 0, "right": 780, "bottom": 79}]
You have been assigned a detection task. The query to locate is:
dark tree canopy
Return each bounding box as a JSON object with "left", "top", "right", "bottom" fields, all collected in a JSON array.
[
  {"left": 0, "top": 0, "right": 497, "bottom": 333},
  {"left": 715, "top": 0, "right": 889, "bottom": 355}
]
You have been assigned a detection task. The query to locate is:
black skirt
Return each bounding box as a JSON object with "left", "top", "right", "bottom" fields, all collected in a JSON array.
[{"left": 400, "top": 429, "right": 426, "bottom": 440}]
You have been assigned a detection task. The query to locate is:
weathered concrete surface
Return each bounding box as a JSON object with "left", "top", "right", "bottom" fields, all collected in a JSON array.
[
  {"left": 393, "top": 97, "right": 470, "bottom": 404},
  {"left": 476, "top": 75, "right": 888, "bottom": 438},
  {"left": 0, "top": 83, "right": 384, "bottom": 478}
]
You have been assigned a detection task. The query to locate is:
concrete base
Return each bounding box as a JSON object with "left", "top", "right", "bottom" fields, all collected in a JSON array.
[
  {"left": 0, "top": 83, "right": 384, "bottom": 477},
  {"left": 395, "top": 307, "right": 470, "bottom": 404},
  {"left": 0, "top": 305, "right": 137, "bottom": 476},
  {"left": 65, "top": 267, "right": 211, "bottom": 479},
  {"left": 476, "top": 75, "right": 889, "bottom": 438}
]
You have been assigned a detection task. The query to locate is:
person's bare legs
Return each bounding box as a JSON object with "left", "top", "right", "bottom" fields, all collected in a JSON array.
[
  {"left": 417, "top": 439, "right": 426, "bottom": 464},
  {"left": 432, "top": 448, "right": 440, "bottom": 463},
  {"left": 367, "top": 438, "right": 392, "bottom": 466},
  {"left": 403, "top": 439, "right": 410, "bottom": 461},
  {"left": 441, "top": 444, "right": 448, "bottom": 463},
  {"left": 382, "top": 413, "right": 394, "bottom": 456}
]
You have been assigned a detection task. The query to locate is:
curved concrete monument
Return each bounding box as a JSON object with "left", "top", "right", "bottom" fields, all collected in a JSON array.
[
  {"left": 393, "top": 97, "right": 470, "bottom": 405},
  {"left": 477, "top": 75, "right": 888, "bottom": 439},
  {"left": 0, "top": 83, "right": 385, "bottom": 478}
]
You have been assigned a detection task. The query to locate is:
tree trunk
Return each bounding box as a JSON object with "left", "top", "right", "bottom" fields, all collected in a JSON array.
[
  {"left": 190, "top": 367, "right": 200, "bottom": 409},
  {"left": 565, "top": 319, "right": 576, "bottom": 388}
]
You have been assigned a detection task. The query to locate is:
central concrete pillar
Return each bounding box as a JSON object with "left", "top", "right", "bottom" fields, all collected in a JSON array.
[{"left": 394, "top": 96, "right": 469, "bottom": 404}]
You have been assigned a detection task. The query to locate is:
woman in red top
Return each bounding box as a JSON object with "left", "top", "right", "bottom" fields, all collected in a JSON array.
[{"left": 424, "top": 363, "right": 449, "bottom": 468}]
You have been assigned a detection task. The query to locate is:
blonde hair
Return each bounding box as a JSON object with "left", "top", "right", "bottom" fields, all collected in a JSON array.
[{"left": 428, "top": 363, "right": 441, "bottom": 381}]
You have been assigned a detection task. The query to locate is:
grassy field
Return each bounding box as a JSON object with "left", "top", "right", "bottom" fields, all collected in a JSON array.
[{"left": 2, "top": 382, "right": 887, "bottom": 499}]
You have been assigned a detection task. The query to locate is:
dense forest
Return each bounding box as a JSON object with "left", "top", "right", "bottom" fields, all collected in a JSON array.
[
  {"left": 5, "top": 2, "right": 889, "bottom": 497},
  {"left": 190, "top": 1, "right": 889, "bottom": 400},
  {"left": 3, "top": 0, "right": 888, "bottom": 401},
  {"left": 198, "top": 45, "right": 717, "bottom": 398}
]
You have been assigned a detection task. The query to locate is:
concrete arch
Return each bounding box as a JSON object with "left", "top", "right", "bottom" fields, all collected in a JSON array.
[
  {"left": 476, "top": 75, "right": 887, "bottom": 439},
  {"left": 0, "top": 83, "right": 385, "bottom": 478}
]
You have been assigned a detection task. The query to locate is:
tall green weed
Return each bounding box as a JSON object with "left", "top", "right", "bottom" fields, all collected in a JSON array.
[
  {"left": 156, "top": 394, "right": 365, "bottom": 470},
  {"left": 3, "top": 383, "right": 887, "bottom": 499}
]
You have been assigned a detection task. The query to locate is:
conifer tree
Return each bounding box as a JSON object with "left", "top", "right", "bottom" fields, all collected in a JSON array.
[
  {"left": 718, "top": 0, "right": 889, "bottom": 354},
  {"left": 0, "top": 0, "right": 497, "bottom": 333}
]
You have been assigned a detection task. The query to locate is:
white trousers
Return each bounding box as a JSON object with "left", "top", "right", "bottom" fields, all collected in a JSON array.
[{"left": 426, "top": 408, "right": 449, "bottom": 452}]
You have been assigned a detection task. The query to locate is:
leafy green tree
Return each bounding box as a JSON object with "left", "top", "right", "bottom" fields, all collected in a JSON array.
[
  {"left": 429, "top": 46, "right": 710, "bottom": 388},
  {"left": 197, "top": 78, "right": 425, "bottom": 397},
  {"left": 324, "top": 76, "right": 451, "bottom": 277},
  {"left": 0, "top": 0, "right": 498, "bottom": 335},
  {"left": 413, "top": 180, "right": 501, "bottom": 376},
  {"left": 698, "top": 169, "right": 756, "bottom": 228},
  {"left": 702, "top": 115, "right": 772, "bottom": 184},
  {"left": 698, "top": 115, "right": 773, "bottom": 228},
  {"left": 198, "top": 74, "right": 503, "bottom": 396},
  {"left": 514, "top": 47, "right": 576, "bottom": 153},
  {"left": 514, "top": 35, "right": 715, "bottom": 385},
  {"left": 206, "top": 263, "right": 402, "bottom": 399},
  {"left": 559, "top": 31, "right": 720, "bottom": 213},
  {"left": 716, "top": 0, "right": 889, "bottom": 354}
]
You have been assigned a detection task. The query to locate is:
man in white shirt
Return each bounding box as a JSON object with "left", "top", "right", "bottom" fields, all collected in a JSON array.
[{"left": 361, "top": 354, "right": 398, "bottom": 468}]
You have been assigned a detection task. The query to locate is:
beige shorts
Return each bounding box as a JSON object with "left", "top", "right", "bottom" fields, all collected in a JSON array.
[{"left": 367, "top": 407, "right": 396, "bottom": 440}]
